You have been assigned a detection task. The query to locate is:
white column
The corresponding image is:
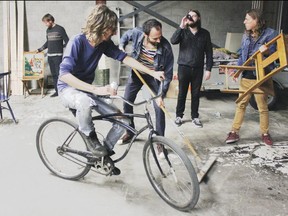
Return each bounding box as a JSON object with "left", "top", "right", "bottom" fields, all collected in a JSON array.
[
  {"left": 9, "top": 1, "right": 18, "bottom": 95},
  {"left": 3, "top": 1, "right": 10, "bottom": 72},
  {"left": 3, "top": 1, "right": 25, "bottom": 95},
  {"left": 16, "top": 0, "right": 24, "bottom": 95}
]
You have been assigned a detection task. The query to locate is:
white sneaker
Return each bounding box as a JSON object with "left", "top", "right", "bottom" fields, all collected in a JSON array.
[
  {"left": 175, "top": 117, "right": 182, "bottom": 126},
  {"left": 192, "top": 118, "right": 203, "bottom": 128},
  {"left": 158, "top": 152, "right": 166, "bottom": 160}
]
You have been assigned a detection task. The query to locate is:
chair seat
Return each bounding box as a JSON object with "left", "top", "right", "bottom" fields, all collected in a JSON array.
[
  {"left": 0, "top": 93, "right": 8, "bottom": 101},
  {"left": 0, "top": 71, "right": 17, "bottom": 123}
]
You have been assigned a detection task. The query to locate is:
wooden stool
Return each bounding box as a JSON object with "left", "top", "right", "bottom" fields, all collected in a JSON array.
[{"left": 22, "top": 77, "right": 45, "bottom": 98}]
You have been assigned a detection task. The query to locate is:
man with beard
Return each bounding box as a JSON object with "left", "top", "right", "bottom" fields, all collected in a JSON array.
[
  {"left": 171, "top": 9, "right": 213, "bottom": 128},
  {"left": 119, "top": 19, "right": 174, "bottom": 144},
  {"left": 37, "top": 14, "right": 69, "bottom": 97}
]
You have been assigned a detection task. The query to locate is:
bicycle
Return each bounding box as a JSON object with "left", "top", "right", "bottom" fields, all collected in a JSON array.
[{"left": 36, "top": 83, "right": 200, "bottom": 212}]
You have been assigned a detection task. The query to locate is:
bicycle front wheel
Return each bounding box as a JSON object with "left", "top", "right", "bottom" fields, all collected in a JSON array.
[
  {"left": 143, "top": 136, "right": 200, "bottom": 212},
  {"left": 36, "top": 118, "right": 91, "bottom": 180}
]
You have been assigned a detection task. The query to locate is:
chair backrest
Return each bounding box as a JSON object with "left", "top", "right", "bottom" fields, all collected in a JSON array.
[{"left": 0, "top": 71, "right": 11, "bottom": 102}]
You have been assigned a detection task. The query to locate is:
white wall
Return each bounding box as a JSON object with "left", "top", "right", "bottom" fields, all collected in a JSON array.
[
  {"left": 24, "top": 1, "right": 96, "bottom": 79},
  {"left": 0, "top": 1, "right": 281, "bottom": 85}
]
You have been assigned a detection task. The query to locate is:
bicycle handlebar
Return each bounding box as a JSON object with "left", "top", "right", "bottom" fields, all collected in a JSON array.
[{"left": 110, "top": 80, "right": 164, "bottom": 107}]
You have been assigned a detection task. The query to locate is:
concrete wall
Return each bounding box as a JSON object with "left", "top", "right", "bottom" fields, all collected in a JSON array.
[
  {"left": 0, "top": 1, "right": 281, "bottom": 84},
  {"left": 106, "top": 1, "right": 252, "bottom": 77},
  {"left": 24, "top": 1, "right": 96, "bottom": 80},
  {"left": 108, "top": 1, "right": 252, "bottom": 47}
]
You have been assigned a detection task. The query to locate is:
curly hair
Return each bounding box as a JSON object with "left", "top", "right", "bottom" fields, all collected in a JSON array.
[
  {"left": 82, "top": 5, "right": 118, "bottom": 45},
  {"left": 245, "top": 9, "right": 266, "bottom": 38},
  {"left": 142, "top": 19, "right": 162, "bottom": 35}
]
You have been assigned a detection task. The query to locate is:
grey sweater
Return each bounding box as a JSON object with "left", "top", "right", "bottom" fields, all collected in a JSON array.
[{"left": 38, "top": 24, "right": 69, "bottom": 55}]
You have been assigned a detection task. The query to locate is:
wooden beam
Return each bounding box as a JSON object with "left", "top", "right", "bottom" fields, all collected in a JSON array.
[
  {"left": 17, "top": 1, "right": 25, "bottom": 95},
  {"left": 9, "top": 1, "right": 18, "bottom": 95},
  {"left": 96, "top": 0, "right": 106, "bottom": 5},
  {"left": 3, "top": 1, "right": 10, "bottom": 72},
  {"left": 124, "top": 0, "right": 179, "bottom": 28},
  {"left": 118, "top": 1, "right": 161, "bottom": 22}
]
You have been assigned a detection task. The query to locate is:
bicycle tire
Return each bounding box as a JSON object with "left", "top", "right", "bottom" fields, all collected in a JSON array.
[
  {"left": 143, "top": 136, "right": 200, "bottom": 212},
  {"left": 36, "top": 118, "right": 91, "bottom": 180}
]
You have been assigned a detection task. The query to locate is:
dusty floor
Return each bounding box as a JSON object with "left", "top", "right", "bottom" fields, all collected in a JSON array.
[{"left": 0, "top": 87, "right": 287, "bottom": 216}]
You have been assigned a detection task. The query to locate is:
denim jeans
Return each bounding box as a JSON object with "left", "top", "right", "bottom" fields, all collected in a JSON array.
[
  {"left": 176, "top": 65, "right": 204, "bottom": 119},
  {"left": 48, "top": 56, "right": 62, "bottom": 93},
  {"left": 123, "top": 73, "right": 165, "bottom": 136},
  {"left": 59, "top": 87, "right": 130, "bottom": 150},
  {"left": 232, "top": 78, "right": 269, "bottom": 134}
]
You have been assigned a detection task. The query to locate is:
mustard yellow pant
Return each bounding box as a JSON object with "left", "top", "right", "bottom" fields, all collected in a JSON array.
[{"left": 232, "top": 78, "right": 269, "bottom": 134}]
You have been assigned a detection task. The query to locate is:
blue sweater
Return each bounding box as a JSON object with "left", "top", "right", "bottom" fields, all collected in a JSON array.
[
  {"left": 58, "top": 33, "right": 127, "bottom": 92},
  {"left": 238, "top": 28, "right": 278, "bottom": 79}
]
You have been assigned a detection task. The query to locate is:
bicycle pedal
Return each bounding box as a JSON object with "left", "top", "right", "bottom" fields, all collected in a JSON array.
[{"left": 111, "top": 167, "right": 121, "bottom": 176}]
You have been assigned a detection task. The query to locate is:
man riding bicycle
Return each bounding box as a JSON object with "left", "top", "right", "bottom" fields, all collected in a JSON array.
[{"left": 57, "top": 5, "right": 164, "bottom": 158}]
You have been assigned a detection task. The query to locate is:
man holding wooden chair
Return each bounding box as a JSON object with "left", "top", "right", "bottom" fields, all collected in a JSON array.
[{"left": 225, "top": 9, "right": 278, "bottom": 146}]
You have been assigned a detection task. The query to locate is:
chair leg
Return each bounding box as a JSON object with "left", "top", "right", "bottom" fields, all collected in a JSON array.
[
  {"left": 0, "top": 103, "right": 3, "bottom": 120},
  {"left": 6, "top": 101, "right": 17, "bottom": 123}
]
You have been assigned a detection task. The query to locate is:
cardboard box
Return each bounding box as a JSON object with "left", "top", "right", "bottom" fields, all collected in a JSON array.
[{"left": 166, "top": 75, "right": 191, "bottom": 99}]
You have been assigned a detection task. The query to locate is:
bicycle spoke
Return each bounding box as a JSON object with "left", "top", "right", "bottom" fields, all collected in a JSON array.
[
  {"left": 36, "top": 118, "right": 91, "bottom": 180},
  {"left": 143, "top": 136, "right": 199, "bottom": 211}
]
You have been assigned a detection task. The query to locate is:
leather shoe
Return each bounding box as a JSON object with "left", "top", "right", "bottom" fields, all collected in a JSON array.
[
  {"left": 84, "top": 131, "right": 108, "bottom": 157},
  {"left": 50, "top": 92, "right": 58, "bottom": 97},
  {"left": 121, "top": 133, "right": 133, "bottom": 144},
  {"left": 111, "top": 167, "right": 121, "bottom": 175}
]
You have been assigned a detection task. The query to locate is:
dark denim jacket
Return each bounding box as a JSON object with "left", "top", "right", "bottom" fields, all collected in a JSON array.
[
  {"left": 119, "top": 27, "right": 174, "bottom": 97},
  {"left": 238, "top": 27, "right": 278, "bottom": 79}
]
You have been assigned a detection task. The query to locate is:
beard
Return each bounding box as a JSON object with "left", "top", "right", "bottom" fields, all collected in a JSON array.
[
  {"left": 147, "top": 37, "right": 159, "bottom": 47},
  {"left": 188, "top": 19, "right": 201, "bottom": 28}
]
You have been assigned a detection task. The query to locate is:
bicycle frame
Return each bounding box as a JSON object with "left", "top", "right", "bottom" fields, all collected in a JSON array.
[
  {"left": 90, "top": 101, "right": 157, "bottom": 164},
  {"left": 62, "top": 81, "right": 165, "bottom": 171}
]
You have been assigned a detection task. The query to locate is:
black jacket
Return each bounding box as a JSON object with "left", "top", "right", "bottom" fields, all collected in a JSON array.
[{"left": 170, "top": 27, "right": 213, "bottom": 71}]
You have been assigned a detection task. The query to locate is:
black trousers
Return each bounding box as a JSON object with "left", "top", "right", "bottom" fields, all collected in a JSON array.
[
  {"left": 48, "top": 56, "right": 62, "bottom": 93},
  {"left": 123, "top": 73, "right": 165, "bottom": 136},
  {"left": 176, "top": 65, "right": 204, "bottom": 119}
]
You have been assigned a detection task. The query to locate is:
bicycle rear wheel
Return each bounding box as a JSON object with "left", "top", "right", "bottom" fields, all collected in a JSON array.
[
  {"left": 143, "top": 136, "right": 199, "bottom": 212},
  {"left": 36, "top": 118, "right": 91, "bottom": 180}
]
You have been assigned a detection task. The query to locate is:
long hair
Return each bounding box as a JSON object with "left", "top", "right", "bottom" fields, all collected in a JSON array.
[
  {"left": 189, "top": 9, "right": 201, "bottom": 28},
  {"left": 82, "top": 5, "right": 118, "bottom": 45},
  {"left": 245, "top": 9, "right": 266, "bottom": 38}
]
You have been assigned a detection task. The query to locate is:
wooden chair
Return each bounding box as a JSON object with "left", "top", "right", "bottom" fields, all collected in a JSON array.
[
  {"left": 22, "top": 76, "right": 45, "bottom": 98},
  {"left": 0, "top": 71, "right": 17, "bottom": 123},
  {"left": 219, "top": 32, "right": 288, "bottom": 103}
]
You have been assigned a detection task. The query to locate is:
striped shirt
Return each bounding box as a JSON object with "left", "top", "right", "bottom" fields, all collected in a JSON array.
[
  {"left": 38, "top": 24, "right": 69, "bottom": 56},
  {"left": 138, "top": 44, "right": 157, "bottom": 72}
]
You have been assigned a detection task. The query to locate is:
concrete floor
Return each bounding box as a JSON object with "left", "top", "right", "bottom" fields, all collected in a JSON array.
[{"left": 0, "top": 88, "right": 288, "bottom": 216}]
